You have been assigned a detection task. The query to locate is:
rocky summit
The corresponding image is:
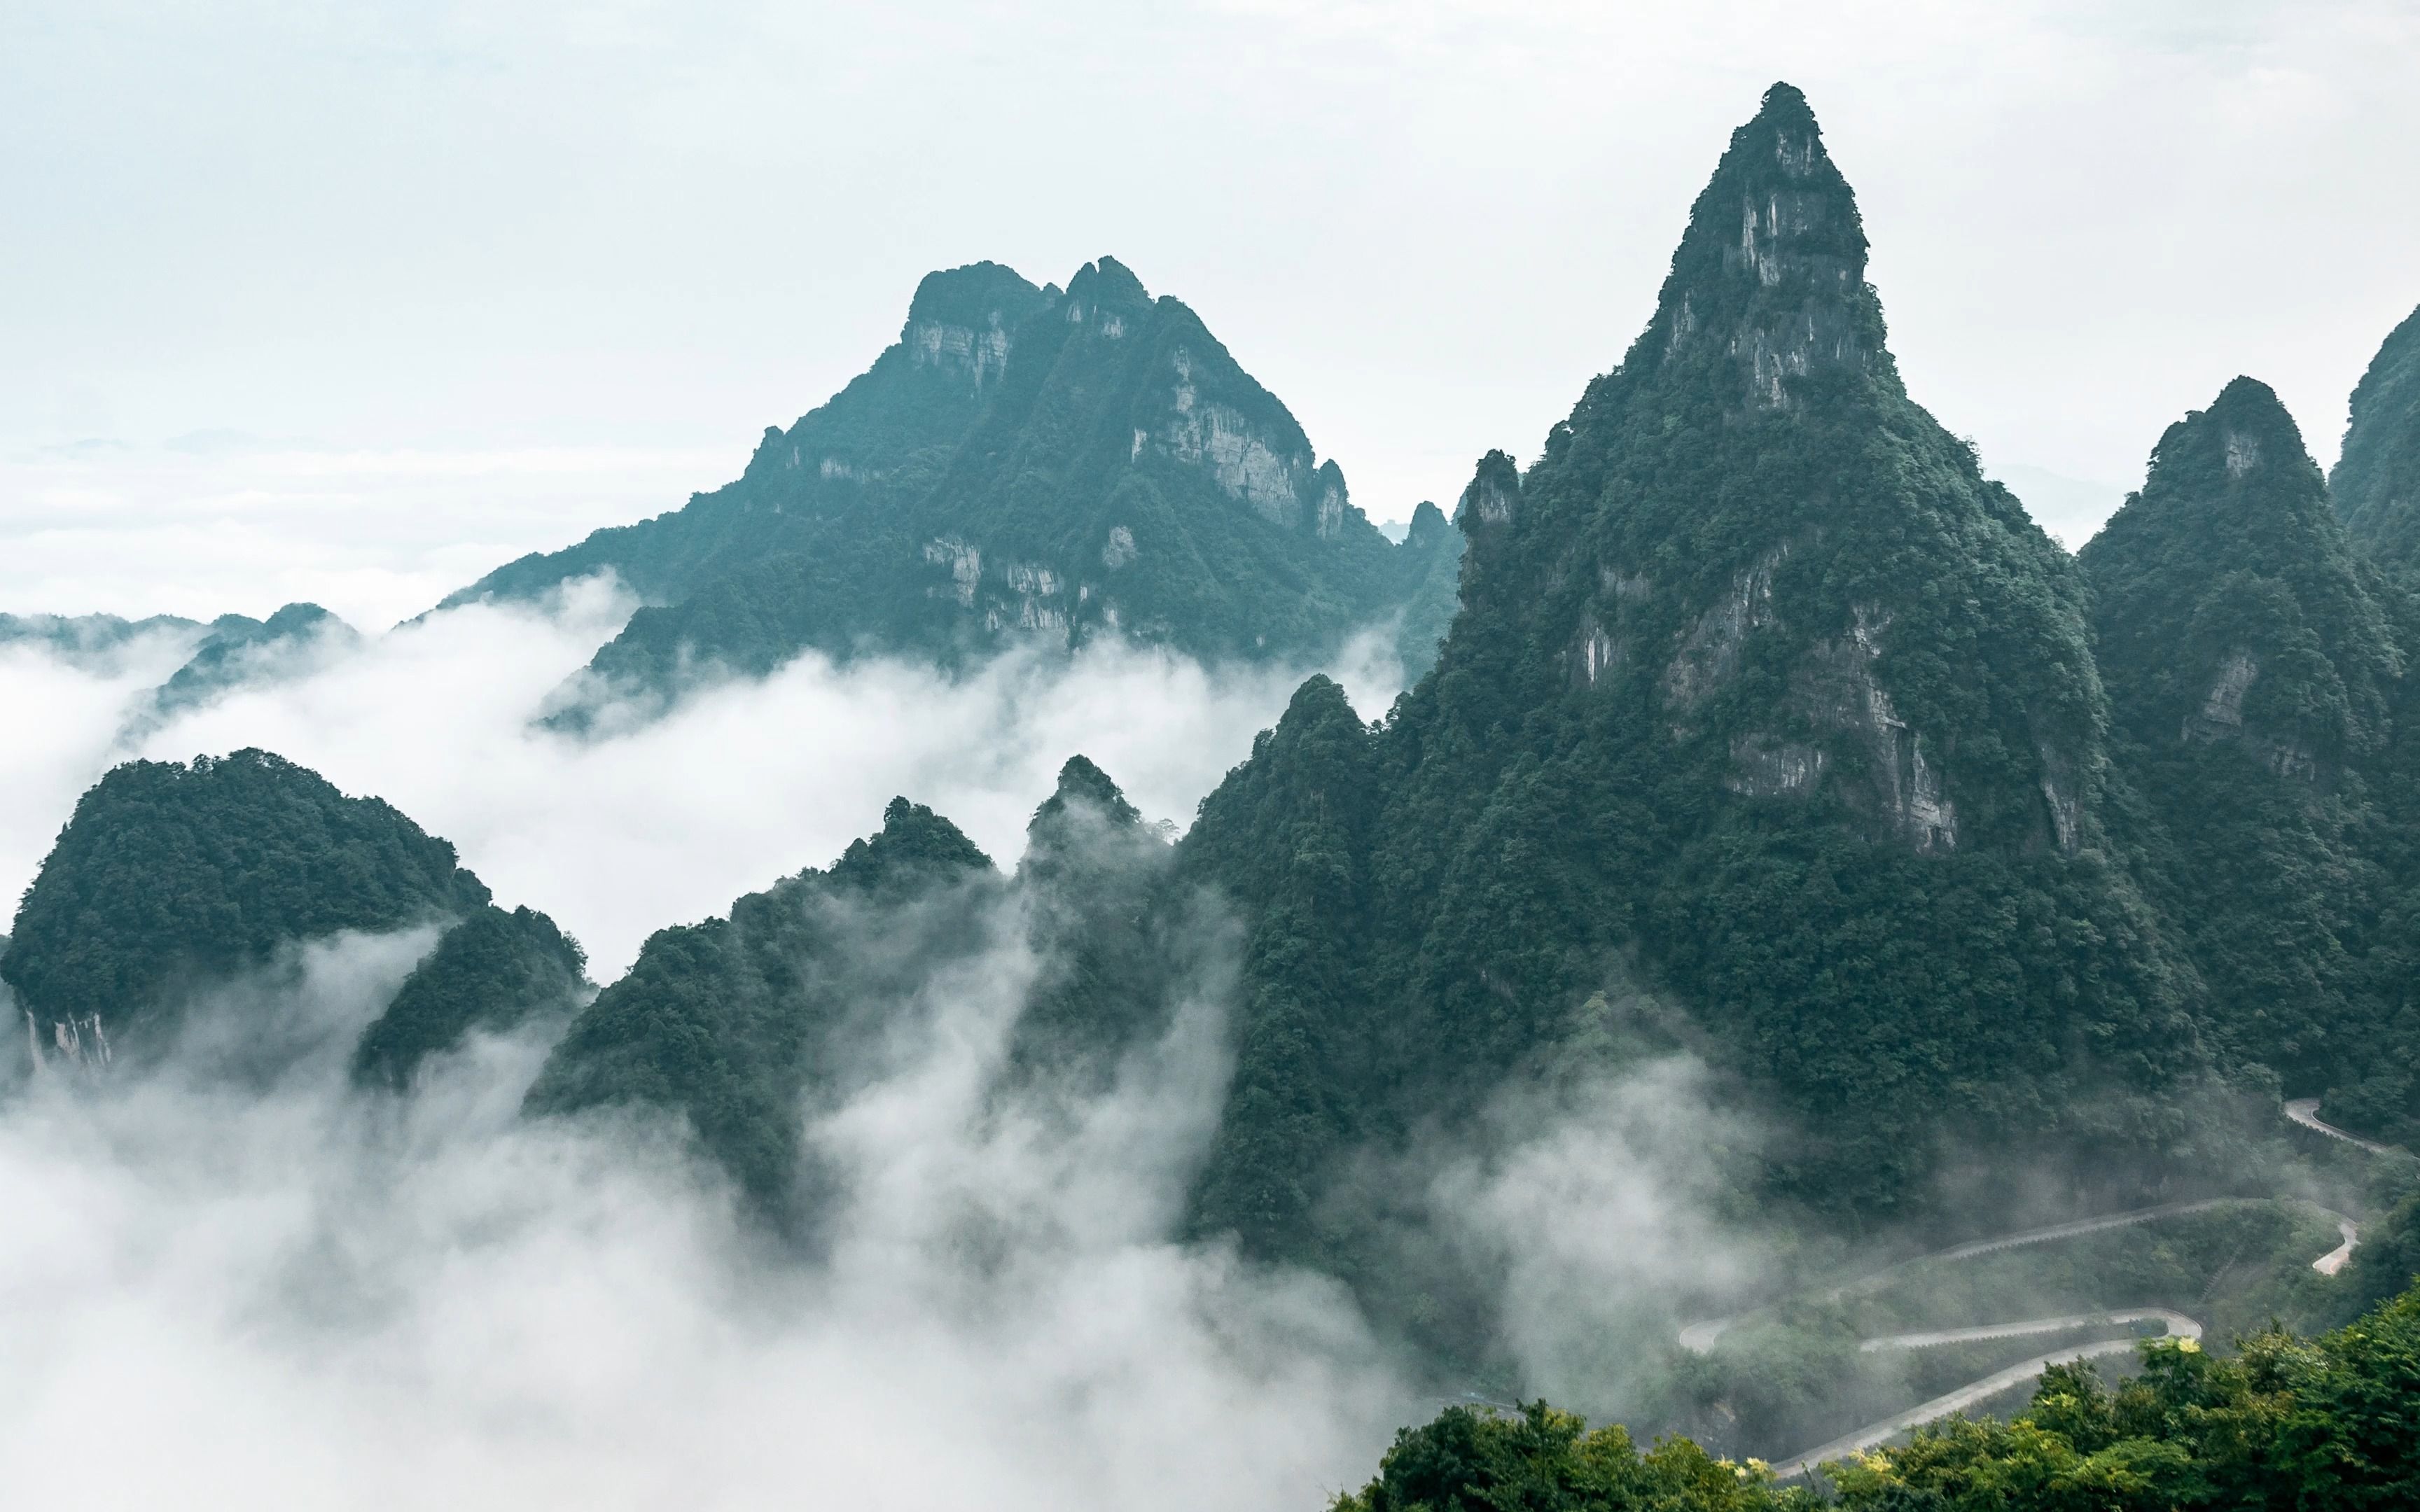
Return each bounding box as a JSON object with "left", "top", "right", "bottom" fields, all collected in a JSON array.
[{"left": 444, "top": 258, "right": 1462, "bottom": 725}]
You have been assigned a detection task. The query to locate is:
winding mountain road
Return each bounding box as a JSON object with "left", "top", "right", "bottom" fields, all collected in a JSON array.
[
  {"left": 2286, "top": 1097, "right": 2397, "bottom": 1156},
  {"left": 1678, "top": 1102, "right": 2395, "bottom": 1483},
  {"left": 1773, "top": 1313, "right": 2206, "bottom": 1480}
]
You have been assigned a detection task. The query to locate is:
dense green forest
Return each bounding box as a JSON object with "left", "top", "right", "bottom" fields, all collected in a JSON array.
[
  {"left": 2081, "top": 377, "right": 2400, "bottom": 1086},
  {"left": 349, "top": 904, "right": 588, "bottom": 1091},
  {"left": 443, "top": 256, "right": 1462, "bottom": 727},
  {"left": 2332, "top": 301, "right": 2420, "bottom": 565},
  {"left": 1, "top": 750, "right": 489, "bottom": 1042},
  {"left": 1, "top": 749, "right": 580, "bottom": 1080},
  {"left": 1334, "top": 1273, "right": 2420, "bottom": 1510},
  {"left": 520, "top": 794, "right": 1000, "bottom": 1222}
]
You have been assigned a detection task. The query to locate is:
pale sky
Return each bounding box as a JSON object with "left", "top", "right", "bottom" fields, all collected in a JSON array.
[{"left": 6, "top": 1, "right": 2417, "bottom": 625}]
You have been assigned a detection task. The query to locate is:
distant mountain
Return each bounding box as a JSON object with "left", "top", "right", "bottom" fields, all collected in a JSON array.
[
  {"left": 2333, "top": 300, "right": 2420, "bottom": 564},
  {"left": 2, "top": 750, "right": 571, "bottom": 1079},
  {"left": 1176, "top": 83, "right": 2193, "bottom": 1291},
  {"left": 441, "top": 257, "right": 1461, "bottom": 725},
  {"left": 118, "top": 602, "right": 360, "bottom": 739},
  {"left": 0, "top": 610, "right": 201, "bottom": 671},
  {"left": 2082, "top": 378, "right": 2402, "bottom": 1086}
]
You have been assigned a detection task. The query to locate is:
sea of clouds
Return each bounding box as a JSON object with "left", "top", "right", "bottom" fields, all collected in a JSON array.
[{"left": 0, "top": 594, "right": 1764, "bottom": 1508}]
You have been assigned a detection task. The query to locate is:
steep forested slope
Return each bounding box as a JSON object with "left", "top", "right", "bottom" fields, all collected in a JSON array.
[
  {"left": 2082, "top": 378, "right": 2401, "bottom": 1086},
  {"left": 523, "top": 758, "right": 1197, "bottom": 1225},
  {"left": 2333, "top": 300, "right": 2420, "bottom": 564},
  {"left": 2, "top": 750, "right": 488, "bottom": 1044},
  {"left": 350, "top": 904, "right": 588, "bottom": 1091},
  {"left": 445, "top": 258, "right": 1459, "bottom": 724},
  {"left": 1181, "top": 83, "right": 2193, "bottom": 1270},
  {"left": 4, "top": 750, "right": 580, "bottom": 1079},
  {"left": 523, "top": 797, "right": 1000, "bottom": 1220}
]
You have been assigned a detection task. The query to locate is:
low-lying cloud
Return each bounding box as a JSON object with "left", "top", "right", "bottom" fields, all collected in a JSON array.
[
  {"left": 1, "top": 582, "right": 1406, "bottom": 977},
  {"left": 0, "top": 915, "right": 1408, "bottom": 1509},
  {"left": 0, "top": 597, "right": 1785, "bottom": 1506}
]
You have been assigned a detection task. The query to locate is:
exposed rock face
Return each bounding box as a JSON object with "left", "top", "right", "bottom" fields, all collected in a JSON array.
[{"left": 2332, "top": 301, "right": 2420, "bottom": 564}]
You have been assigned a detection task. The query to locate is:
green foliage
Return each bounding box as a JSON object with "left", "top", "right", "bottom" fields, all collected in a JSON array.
[
  {"left": 1344, "top": 1280, "right": 2420, "bottom": 1512},
  {"left": 134, "top": 603, "right": 360, "bottom": 731},
  {"left": 2333, "top": 300, "right": 2420, "bottom": 565},
  {"left": 1001, "top": 756, "right": 1185, "bottom": 1086},
  {"left": 1656, "top": 1200, "right": 2342, "bottom": 1463},
  {"left": 523, "top": 796, "right": 999, "bottom": 1225},
  {"left": 349, "top": 904, "right": 587, "bottom": 1091},
  {"left": 1, "top": 750, "right": 489, "bottom": 1042},
  {"left": 2082, "top": 379, "right": 2401, "bottom": 1085},
  {"left": 1827, "top": 1284, "right": 2420, "bottom": 1509},
  {"left": 1331, "top": 1401, "right": 1815, "bottom": 1512},
  {"left": 1181, "top": 676, "right": 1383, "bottom": 1260}
]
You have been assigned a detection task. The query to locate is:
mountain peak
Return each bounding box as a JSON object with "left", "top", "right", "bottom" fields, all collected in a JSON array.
[
  {"left": 1064, "top": 256, "right": 1152, "bottom": 321},
  {"left": 1032, "top": 755, "right": 1139, "bottom": 833},
  {"left": 904, "top": 261, "right": 1046, "bottom": 332},
  {"left": 829, "top": 797, "right": 994, "bottom": 892},
  {"left": 1643, "top": 83, "right": 1877, "bottom": 407},
  {"left": 2147, "top": 375, "right": 2320, "bottom": 495}
]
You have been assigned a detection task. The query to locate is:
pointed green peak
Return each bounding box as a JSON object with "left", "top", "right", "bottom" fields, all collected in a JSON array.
[
  {"left": 2086, "top": 374, "right": 2396, "bottom": 767},
  {"left": 1403, "top": 498, "right": 1451, "bottom": 550},
  {"left": 830, "top": 797, "right": 994, "bottom": 890},
  {"left": 1031, "top": 755, "right": 1141, "bottom": 834},
  {"left": 2143, "top": 376, "right": 2323, "bottom": 498}
]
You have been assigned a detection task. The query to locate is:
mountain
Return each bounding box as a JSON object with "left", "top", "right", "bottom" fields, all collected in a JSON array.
[
  {"left": 1, "top": 750, "right": 569, "bottom": 1078},
  {"left": 119, "top": 602, "right": 360, "bottom": 739},
  {"left": 349, "top": 904, "right": 588, "bottom": 1091},
  {"left": 2332, "top": 300, "right": 2420, "bottom": 564},
  {"left": 442, "top": 258, "right": 1459, "bottom": 725},
  {"left": 2081, "top": 377, "right": 2401, "bottom": 1086},
  {"left": 1175, "top": 83, "right": 2195, "bottom": 1284},
  {"left": 522, "top": 797, "right": 999, "bottom": 1222},
  {"left": 999, "top": 756, "right": 1185, "bottom": 1088},
  {"left": 522, "top": 757, "right": 1197, "bottom": 1224},
  {"left": 0, "top": 610, "right": 201, "bottom": 672}
]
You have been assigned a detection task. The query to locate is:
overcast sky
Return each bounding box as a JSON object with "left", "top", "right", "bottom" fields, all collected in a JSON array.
[{"left": 6, "top": 0, "right": 2417, "bottom": 625}]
